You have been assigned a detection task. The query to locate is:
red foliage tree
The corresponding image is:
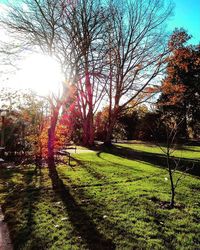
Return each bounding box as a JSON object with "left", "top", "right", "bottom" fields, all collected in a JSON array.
[{"left": 158, "top": 29, "right": 200, "bottom": 138}]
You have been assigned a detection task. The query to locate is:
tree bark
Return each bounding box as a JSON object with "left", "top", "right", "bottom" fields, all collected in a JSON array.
[
  {"left": 82, "top": 111, "right": 94, "bottom": 147},
  {"left": 167, "top": 152, "right": 175, "bottom": 208},
  {"left": 82, "top": 117, "right": 89, "bottom": 146},
  {"left": 104, "top": 112, "right": 118, "bottom": 146},
  {"left": 48, "top": 109, "right": 59, "bottom": 165},
  {"left": 81, "top": 61, "right": 95, "bottom": 147}
]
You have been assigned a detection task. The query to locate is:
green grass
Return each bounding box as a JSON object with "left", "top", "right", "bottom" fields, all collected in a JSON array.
[
  {"left": 0, "top": 143, "right": 200, "bottom": 249},
  {"left": 116, "top": 142, "right": 200, "bottom": 159}
]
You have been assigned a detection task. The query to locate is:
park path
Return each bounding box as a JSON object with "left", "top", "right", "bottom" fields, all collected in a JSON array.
[
  {"left": 66, "top": 149, "right": 96, "bottom": 154},
  {"left": 0, "top": 206, "right": 13, "bottom": 250}
]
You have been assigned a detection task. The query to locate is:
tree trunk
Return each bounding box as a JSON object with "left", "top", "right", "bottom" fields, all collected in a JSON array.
[
  {"left": 104, "top": 113, "right": 117, "bottom": 146},
  {"left": 167, "top": 152, "right": 175, "bottom": 208},
  {"left": 82, "top": 118, "right": 89, "bottom": 146},
  {"left": 88, "top": 109, "right": 94, "bottom": 146},
  {"left": 82, "top": 111, "right": 94, "bottom": 147},
  {"left": 82, "top": 62, "right": 94, "bottom": 147},
  {"left": 48, "top": 109, "right": 59, "bottom": 165},
  {"left": 169, "top": 167, "right": 175, "bottom": 208}
]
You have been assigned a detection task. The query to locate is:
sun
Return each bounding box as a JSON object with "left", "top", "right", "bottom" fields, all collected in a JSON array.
[{"left": 11, "top": 53, "right": 64, "bottom": 96}]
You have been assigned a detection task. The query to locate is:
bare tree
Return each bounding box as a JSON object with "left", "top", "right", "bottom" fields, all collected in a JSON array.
[
  {"left": 63, "top": 0, "right": 108, "bottom": 146},
  {"left": 1, "top": 0, "right": 109, "bottom": 149},
  {"left": 0, "top": 0, "right": 76, "bottom": 163},
  {"left": 103, "top": 0, "right": 173, "bottom": 145},
  {"left": 1, "top": 0, "right": 174, "bottom": 152},
  {"left": 151, "top": 111, "right": 194, "bottom": 208}
]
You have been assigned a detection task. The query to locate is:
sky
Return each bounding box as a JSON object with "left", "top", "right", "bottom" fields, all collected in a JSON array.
[
  {"left": 0, "top": 0, "right": 199, "bottom": 44},
  {"left": 0, "top": 0, "right": 199, "bottom": 95},
  {"left": 168, "top": 0, "right": 200, "bottom": 44}
]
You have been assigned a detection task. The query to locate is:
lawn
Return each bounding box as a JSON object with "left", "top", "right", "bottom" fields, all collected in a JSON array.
[
  {"left": 0, "top": 143, "right": 199, "bottom": 249},
  {"left": 116, "top": 142, "right": 200, "bottom": 160}
]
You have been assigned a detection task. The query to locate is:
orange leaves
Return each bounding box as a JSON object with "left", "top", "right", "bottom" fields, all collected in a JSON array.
[
  {"left": 170, "top": 48, "right": 192, "bottom": 73},
  {"left": 39, "top": 112, "right": 74, "bottom": 158},
  {"left": 159, "top": 82, "right": 186, "bottom": 106},
  {"left": 39, "top": 120, "right": 49, "bottom": 158},
  {"left": 168, "top": 29, "right": 191, "bottom": 50},
  {"left": 158, "top": 29, "right": 200, "bottom": 107},
  {"left": 94, "top": 107, "right": 109, "bottom": 140},
  {"left": 195, "top": 56, "right": 200, "bottom": 67},
  {"left": 21, "top": 110, "right": 31, "bottom": 123},
  {"left": 55, "top": 124, "right": 70, "bottom": 151},
  {"left": 55, "top": 114, "right": 72, "bottom": 149},
  {"left": 161, "top": 82, "right": 186, "bottom": 95},
  {"left": 144, "top": 86, "right": 159, "bottom": 94}
]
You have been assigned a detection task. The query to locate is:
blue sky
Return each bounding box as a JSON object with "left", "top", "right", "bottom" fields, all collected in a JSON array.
[
  {"left": 168, "top": 0, "right": 200, "bottom": 44},
  {"left": 0, "top": 0, "right": 200, "bottom": 44}
]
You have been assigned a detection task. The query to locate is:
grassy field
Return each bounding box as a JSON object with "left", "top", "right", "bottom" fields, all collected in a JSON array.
[
  {"left": 0, "top": 142, "right": 199, "bottom": 249},
  {"left": 116, "top": 142, "right": 200, "bottom": 159}
]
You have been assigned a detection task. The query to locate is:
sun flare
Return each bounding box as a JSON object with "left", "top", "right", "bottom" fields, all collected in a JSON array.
[{"left": 10, "top": 54, "right": 64, "bottom": 96}]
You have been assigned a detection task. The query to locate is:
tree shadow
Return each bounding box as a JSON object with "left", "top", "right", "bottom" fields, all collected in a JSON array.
[
  {"left": 175, "top": 145, "right": 200, "bottom": 153},
  {"left": 56, "top": 160, "right": 152, "bottom": 249},
  {"left": 68, "top": 156, "right": 161, "bottom": 190},
  {"left": 72, "top": 157, "right": 106, "bottom": 180},
  {"left": 96, "top": 151, "right": 147, "bottom": 171},
  {"left": 0, "top": 163, "right": 48, "bottom": 249},
  {"left": 57, "top": 157, "right": 182, "bottom": 249},
  {"left": 48, "top": 161, "right": 116, "bottom": 250},
  {"left": 101, "top": 145, "right": 200, "bottom": 177}
]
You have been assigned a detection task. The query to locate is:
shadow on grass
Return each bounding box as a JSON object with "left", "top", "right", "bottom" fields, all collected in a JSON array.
[
  {"left": 48, "top": 161, "right": 115, "bottom": 250},
  {"left": 0, "top": 163, "right": 49, "bottom": 249},
  {"left": 175, "top": 145, "right": 200, "bottom": 153},
  {"left": 101, "top": 145, "right": 200, "bottom": 177},
  {"left": 72, "top": 157, "right": 106, "bottom": 180},
  {"left": 56, "top": 160, "right": 150, "bottom": 249},
  {"left": 58, "top": 157, "right": 191, "bottom": 249},
  {"left": 70, "top": 156, "right": 159, "bottom": 189},
  {"left": 96, "top": 151, "right": 147, "bottom": 171}
]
